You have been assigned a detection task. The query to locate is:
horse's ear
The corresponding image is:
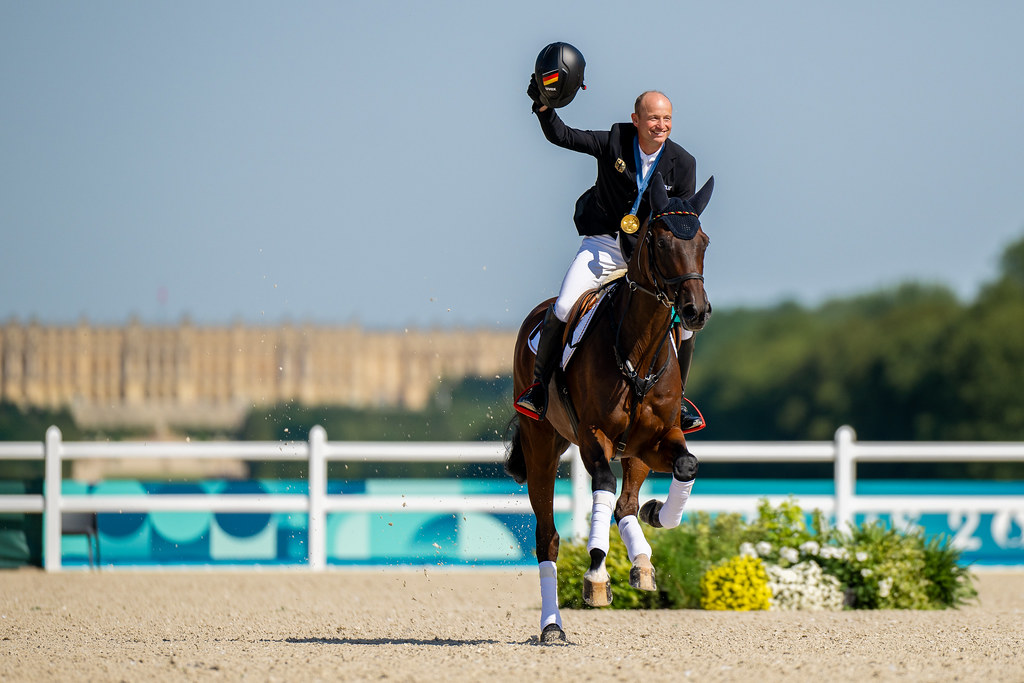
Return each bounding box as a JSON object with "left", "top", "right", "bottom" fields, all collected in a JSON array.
[
  {"left": 649, "top": 172, "right": 669, "bottom": 214},
  {"left": 689, "top": 176, "right": 715, "bottom": 216}
]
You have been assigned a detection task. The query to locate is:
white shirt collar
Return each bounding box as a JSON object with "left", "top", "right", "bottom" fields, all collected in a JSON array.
[{"left": 639, "top": 144, "right": 663, "bottom": 180}]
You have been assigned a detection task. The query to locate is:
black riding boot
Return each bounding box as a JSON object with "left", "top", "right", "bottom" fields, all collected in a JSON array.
[
  {"left": 515, "top": 306, "right": 566, "bottom": 421},
  {"left": 677, "top": 334, "right": 704, "bottom": 432}
]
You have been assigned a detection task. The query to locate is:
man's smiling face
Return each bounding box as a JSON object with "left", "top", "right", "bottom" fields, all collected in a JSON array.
[{"left": 632, "top": 92, "right": 673, "bottom": 155}]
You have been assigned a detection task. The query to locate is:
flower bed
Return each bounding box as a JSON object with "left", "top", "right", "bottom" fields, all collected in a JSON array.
[{"left": 556, "top": 498, "right": 977, "bottom": 610}]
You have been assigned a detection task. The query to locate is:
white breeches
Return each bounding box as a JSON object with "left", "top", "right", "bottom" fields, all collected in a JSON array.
[{"left": 553, "top": 234, "right": 627, "bottom": 322}]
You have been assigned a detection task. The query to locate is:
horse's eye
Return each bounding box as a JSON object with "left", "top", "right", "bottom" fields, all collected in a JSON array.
[{"left": 656, "top": 238, "right": 668, "bottom": 250}]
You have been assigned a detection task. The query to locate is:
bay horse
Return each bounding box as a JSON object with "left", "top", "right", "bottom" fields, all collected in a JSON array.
[{"left": 506, "top": 174, "right": 713, "bottom": 643}]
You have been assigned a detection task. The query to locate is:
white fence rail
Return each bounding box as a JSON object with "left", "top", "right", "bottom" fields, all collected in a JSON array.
[{"left": 1, "top": 425, "right": 1022, "bottom": 571}]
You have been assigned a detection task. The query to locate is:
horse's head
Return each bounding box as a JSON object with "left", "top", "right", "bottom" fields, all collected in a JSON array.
[{"left": 630, "top": 173, "right": 714, "bottom": 332}]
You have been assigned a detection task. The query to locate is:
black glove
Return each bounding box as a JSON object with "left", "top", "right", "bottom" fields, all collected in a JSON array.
[{"left": 526, "top": 75, "right": 545, "bottom": 113}]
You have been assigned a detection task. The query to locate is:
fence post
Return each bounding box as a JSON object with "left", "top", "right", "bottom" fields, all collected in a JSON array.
[
  {"left": 569, "top": 444, "right": 589, "bottom": 541},
  {"left": 834, "top": 425, "right": 856, "bottom": 533},
  {"left": 308, "top": 425, "right": 327, "bottom": 571},
  {"left": 44, "top": 425, "right": 63, "bottom": 572}
]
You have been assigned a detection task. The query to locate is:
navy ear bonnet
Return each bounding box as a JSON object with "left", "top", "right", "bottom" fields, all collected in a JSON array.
[
  {"left": 651, "top": 198, "right": 701, "bottom": 240},
  {"left": 647, "top": 173, "right": 714, "bottom": 241}
]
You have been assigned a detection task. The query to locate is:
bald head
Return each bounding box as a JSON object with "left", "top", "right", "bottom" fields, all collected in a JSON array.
[{"left": 634, "top": 90, "right": 671, "bottom": 116}]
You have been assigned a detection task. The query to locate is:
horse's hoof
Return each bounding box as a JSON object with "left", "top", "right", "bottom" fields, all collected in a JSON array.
[
  {"left": 540, "top": 623, "right": 567, "bottom": 645},
  {"left": 583, "top": 575, "right": 613, "bottom": 607},
  {"left": 639, "top": 500, "right": 664, "bottom": 528},
  {"left": 630, "top": 554, "right": 657, "bottom": 592}
]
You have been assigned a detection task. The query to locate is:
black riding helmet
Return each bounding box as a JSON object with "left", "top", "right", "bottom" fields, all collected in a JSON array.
[{"left": 533, "top": 42, "right": 586, "bottom": 108}]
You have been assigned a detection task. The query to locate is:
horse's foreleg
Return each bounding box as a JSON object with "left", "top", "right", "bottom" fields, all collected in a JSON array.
[
  {"left": 639, "top": 428, "right": 699, "bottom": 529},
  {"left": 581, "top": 434, "right": 617, "bottom": 607},
  {"left": 583, "top": 489, "right": 615, "bottom": 606},
  {"left": 618, "top": 458, "right": 656, "bottom": 591}
]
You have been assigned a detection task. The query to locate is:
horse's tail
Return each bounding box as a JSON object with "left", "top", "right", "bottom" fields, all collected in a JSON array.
[{"left": 503, "top": 414, "right": 527, "bottom": 484}]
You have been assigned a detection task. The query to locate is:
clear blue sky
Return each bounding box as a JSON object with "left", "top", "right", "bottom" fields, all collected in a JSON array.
[{"left": 2, "top": 1, "right": 1022, "bottom": 329}]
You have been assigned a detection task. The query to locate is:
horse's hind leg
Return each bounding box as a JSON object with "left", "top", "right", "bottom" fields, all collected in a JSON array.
[
  {"left": 618, "top": 457, "right": 656, "bottom": 591},
  {"left": 520, "top": 422, "right": 569, "bottom": 644}
]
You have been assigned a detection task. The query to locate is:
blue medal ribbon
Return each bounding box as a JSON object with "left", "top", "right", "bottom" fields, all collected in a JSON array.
[{"left": 629, "top": 136, "right": 665, "bottom": 216}]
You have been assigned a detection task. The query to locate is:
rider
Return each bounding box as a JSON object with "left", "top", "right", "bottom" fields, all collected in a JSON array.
[{"left": 515, "top": 45, "right": 703, "bottom": 430}]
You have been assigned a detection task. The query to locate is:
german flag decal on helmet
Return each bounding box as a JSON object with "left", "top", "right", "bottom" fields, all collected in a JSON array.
[{"left": 542, "top": 71, "right": 560, "bottom": 87}]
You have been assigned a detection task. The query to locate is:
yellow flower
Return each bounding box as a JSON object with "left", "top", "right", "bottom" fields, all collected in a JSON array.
[{"left": 700, "top": 556, "right": 772, "bottom": 611}]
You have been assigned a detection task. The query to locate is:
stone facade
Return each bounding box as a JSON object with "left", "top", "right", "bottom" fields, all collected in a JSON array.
[{"left": 0, "top": 319, "right": 517, "bottom": 430}]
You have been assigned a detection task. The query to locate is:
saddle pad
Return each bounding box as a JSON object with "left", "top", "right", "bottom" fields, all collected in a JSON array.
[
  {"left": 560, "top": 286, "right": 613, "bottom": 369},
  {"left": 525, "top": 286, "right": 617, "bottom": 370}
]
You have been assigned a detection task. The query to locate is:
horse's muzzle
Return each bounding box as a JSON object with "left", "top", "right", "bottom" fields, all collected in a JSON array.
[{"left": 678, "top": 300, "right": 711, "bottom": 331}]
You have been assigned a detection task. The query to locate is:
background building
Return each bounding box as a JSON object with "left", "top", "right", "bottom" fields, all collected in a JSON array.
[{"left": 0, "top": 319, "right": 517, "bottom": 432}]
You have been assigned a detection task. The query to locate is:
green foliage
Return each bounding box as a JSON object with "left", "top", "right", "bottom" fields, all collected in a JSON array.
[
  {"left": 238, "top": 376, "right": 514, "bottom": 479},
  {"left": 997, "top": 233, "right": 1024, "bottom": 290},
  {"left": 743, "top": 498, "right": 814, "bottom": 549},
  {"left": 236, "top": 375, "right": 513, "bottom": 443},
  {"left": 0, "top": 402, "right": 82, "bottom": 442},
  {"left": 556, "top": 500, "right": 977, "bottom": 611},
  {"left": 0, "top": 403, "right": 81, "bottom": 480},
  {"left": 922, "top": 533, "right": 979, "bottom": 608},
  {"left": 828, "top": 521, "right": 937, "bottom": 609}
]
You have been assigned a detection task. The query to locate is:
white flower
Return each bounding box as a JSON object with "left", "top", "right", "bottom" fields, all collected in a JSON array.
[
  {"left": 855, "top": 551, "right": 869, "bottom": 563},
  {"left": 755, "top": 541, "right": 773, "bottom": 557},
  {"left": 739, "top": 542, "right": 757, "bottom": 558},
  {"left": 780, "top": 547, "right": 799, "bottom": 563},
  {"left": 799, "top": 541, "right": 820, "bottom": 556},
  {"left": 878, "top": 577, "right": 893, "bottom": 598},
  {"left": 819, "top": 546, "right": 849, "bottom": 560},
  {"left": 765, "top": 560, "right": 844, "bottom": 611},
  {"left": 861, "top": 568, "right": 873, "bottom": 578}
]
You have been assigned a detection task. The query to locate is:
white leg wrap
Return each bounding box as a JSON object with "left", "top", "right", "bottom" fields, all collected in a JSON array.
[
  {"left": 586, "top": 490, "right": 616, "bottom": 556},
  {"left": 539, "top": 561, "right": 561, "bottom": 629},
  {"left": 617, "top": 515, "right": 652, "bottom": 563},
  {"left": 658, "top": 477, "right": 695, "bottom": 529}
]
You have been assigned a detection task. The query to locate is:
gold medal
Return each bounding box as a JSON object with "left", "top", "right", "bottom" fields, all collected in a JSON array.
[{"left": 620, "top": 214, "right": 640, "bottom": 234}]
